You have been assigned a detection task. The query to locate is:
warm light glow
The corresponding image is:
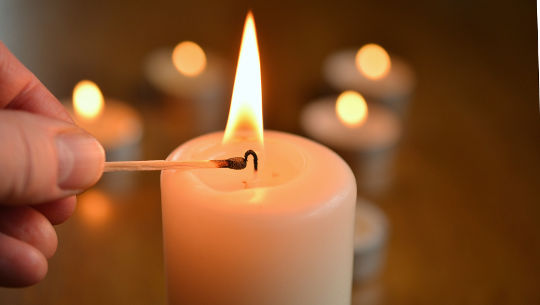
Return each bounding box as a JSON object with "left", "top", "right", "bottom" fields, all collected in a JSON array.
[
  {"left": 73, "top": 80, "right": 105, "bottom": 120},
  {"left": 223, "top": 11, "right": 264, "bottom": 145},
  {"left": 355, "top": 43, "right": 391, "bottom": 80},
  {"left": 78, "top": 189, "right": 112, "bottom": 226},
  {"left": 335, "top": 90, "right": 368, "bottom": 127},
  {"left": 172, "top": 41, "right": 207, "bottom": 77}
]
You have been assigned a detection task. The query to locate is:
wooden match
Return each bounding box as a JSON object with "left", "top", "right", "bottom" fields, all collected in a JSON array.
[{"left": 103, "top": 150, "right": 258, "bottom": 172}]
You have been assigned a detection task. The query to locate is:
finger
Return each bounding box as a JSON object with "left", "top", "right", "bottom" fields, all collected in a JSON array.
[
  {"left": 0, "top": 110, "right": 105, "bottom": 205},
  {"left": 0, "top": 232, "right": 47, "bottom": 287},
  {"left": 0, "top": 206, "right": 57, "bottom": 258},
  {"left": 33, "top": 196, "right": 77, "bottom": 225},
  {"left": 0, "top": 42, "right": 72, "bottom": 122}
]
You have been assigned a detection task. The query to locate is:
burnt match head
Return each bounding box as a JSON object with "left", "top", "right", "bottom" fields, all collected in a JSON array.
[
  {"left": 218, "top": 150, "right": 258, "bottom": 171},
  {"left": 225, "top": 157, "right": 247, "bottom": 170}
]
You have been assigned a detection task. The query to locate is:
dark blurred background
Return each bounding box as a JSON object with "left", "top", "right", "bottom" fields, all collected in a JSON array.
[{"left": 0, "top": 1, "right": 539, "bottom": 304}]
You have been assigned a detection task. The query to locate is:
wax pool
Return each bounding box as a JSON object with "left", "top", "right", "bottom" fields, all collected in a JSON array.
[{"left": 160, "top": 130, "right": 356, "bottom": 305}]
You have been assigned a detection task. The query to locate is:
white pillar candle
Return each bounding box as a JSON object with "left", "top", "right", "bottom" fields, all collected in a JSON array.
[
  {"left": 161, "top": 131, "right": 356, "bottom": 305},
  {"left": 160, "top": 12, "right": 357, "bottom": 305}
]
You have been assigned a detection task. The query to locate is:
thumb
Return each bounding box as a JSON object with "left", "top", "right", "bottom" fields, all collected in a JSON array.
[{"left": 0, "top": 110, "right": 105, "bottom": 205}]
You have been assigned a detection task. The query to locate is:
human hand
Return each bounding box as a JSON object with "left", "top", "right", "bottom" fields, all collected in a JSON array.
[{"left": 0, "top": 42, "right": 105, "bottom": 287}]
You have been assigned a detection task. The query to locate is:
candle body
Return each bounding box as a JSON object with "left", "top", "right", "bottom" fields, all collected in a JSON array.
[{"left": 161, "top": 131, "right": 356, "bottom": 305}]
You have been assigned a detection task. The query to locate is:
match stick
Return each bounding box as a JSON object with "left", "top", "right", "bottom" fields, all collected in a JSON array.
[{"left": 103, "top": 150, "right": 258, "bottom": 172}]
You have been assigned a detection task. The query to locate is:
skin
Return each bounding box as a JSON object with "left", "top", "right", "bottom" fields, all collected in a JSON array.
[{"left": 0, "top": 42, "right": 105, "bottom": 287}]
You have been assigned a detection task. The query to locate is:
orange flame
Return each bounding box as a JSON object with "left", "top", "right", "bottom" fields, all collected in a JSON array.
[
  {"left": 73, "top": 80, "right": 105, "bottom": 120},
  {"left": 335, "top": 90, "right": 368, "bottom": 127},
  {"left": 223, "top": 11, "right": 264, "bottom": 145}
]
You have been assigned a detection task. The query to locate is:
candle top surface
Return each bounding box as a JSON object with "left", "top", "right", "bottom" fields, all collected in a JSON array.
[{"left": 162, "top": 130, "right": 356, "bottom": 215}]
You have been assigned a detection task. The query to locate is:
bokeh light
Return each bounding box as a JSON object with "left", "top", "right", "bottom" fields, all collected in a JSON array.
[
  {"left": 335, "top": 90, "right": 368, "bottom": 127},
  {"left": 172, "top": 41, "right": 207, "bottom": 77},
  {"left": 355, "top": 43, "right": 391, "bottom": 80},
  {"left": 72, "top": 80, "right": 104, "bottom": 120}
]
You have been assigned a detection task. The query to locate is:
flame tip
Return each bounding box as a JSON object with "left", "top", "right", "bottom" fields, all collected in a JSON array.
[{"left": 223, "top": 11, "right": 264, "bottom": 145}]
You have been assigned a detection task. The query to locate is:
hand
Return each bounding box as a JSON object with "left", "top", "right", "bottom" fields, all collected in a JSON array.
[{"left": 0, "top": 42, "right": 105, "bottom": 287}]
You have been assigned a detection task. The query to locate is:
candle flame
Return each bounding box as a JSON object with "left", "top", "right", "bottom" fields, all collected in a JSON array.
[
  {"left": 73, "top": 80, "right": 105, "bottom": 120},
  {"left": 172, "top": 41, "right": 207, "bottom": 77},
  {"left": 335, "top": 90, "right": 368, "bottom": 127},
  {"left": 223, "top": 11, "right": 264, "bottom": 145},
  {"left": 355, "top": 43, "right": 391, "bottom": 80}
]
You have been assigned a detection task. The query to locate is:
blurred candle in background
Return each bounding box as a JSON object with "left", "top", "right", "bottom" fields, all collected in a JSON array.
[
  {"left": 301, "top": 90, "right": 401, "bottom": 193},
  {"left": 160, "top": 12, "right": 357, "bottom": 305},
  {"left": 69, "top": 80, "right": 143, "bottom": 160},
  {"left": 66, "top": 80, "right": 143, "bottom": 190},
  {"left": 355, "top": 44, "right": 392, "bottom": 81},
  {"left": 171, "top": 41, "right": 207, "bottom": 77},
  {"left": 144, "top": 41, "right": 227, "bottom": 132},
  {"left": 323, "top": 43, "right": 415, "bottom": 114}
]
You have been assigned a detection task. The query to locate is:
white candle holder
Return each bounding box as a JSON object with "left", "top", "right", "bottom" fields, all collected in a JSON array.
[
  {"left": 301, "top": 96, "right": 401, "bottom": 193},
  {"left": 323, "top": 48, "right": 415, "bottom": 115},
  {"left": 353, "top": 199, "right": 389, "bottom": 282},
  {"left": 351, "top": 278, "right": 384, "bottom": 305}
]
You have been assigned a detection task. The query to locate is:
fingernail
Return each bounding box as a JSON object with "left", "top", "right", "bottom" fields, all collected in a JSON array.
[{"left": 55, "top": 131, "right": 105, "bottom": 190}]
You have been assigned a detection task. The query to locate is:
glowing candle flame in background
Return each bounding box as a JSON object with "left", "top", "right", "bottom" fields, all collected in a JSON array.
[
  {"left": 335, "top": 90, "right": 368, "bottom": 127},
  {"left": 355, "top": 43, "right": 391, "bottom": 80},
  {"left": 223, "top": 11, "right": 264, "bottom": 145},
  {"left": 73, "top": 80, "right": 105, "bottom": 120},
  {"left": 172, "top": 41, "right": 207, "bottom": 77},
  {"left": 77, "top": 189, "right": 112, "bottom": 227}
]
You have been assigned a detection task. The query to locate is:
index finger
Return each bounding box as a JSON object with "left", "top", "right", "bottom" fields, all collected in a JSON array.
[{"left": 0, "top": 42, "right": 73, "bottom": 123}]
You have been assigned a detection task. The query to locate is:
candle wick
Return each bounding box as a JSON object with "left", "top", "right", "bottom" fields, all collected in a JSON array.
[{"left": 244, "top": 150, "right": 258, "bottom": 171}]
